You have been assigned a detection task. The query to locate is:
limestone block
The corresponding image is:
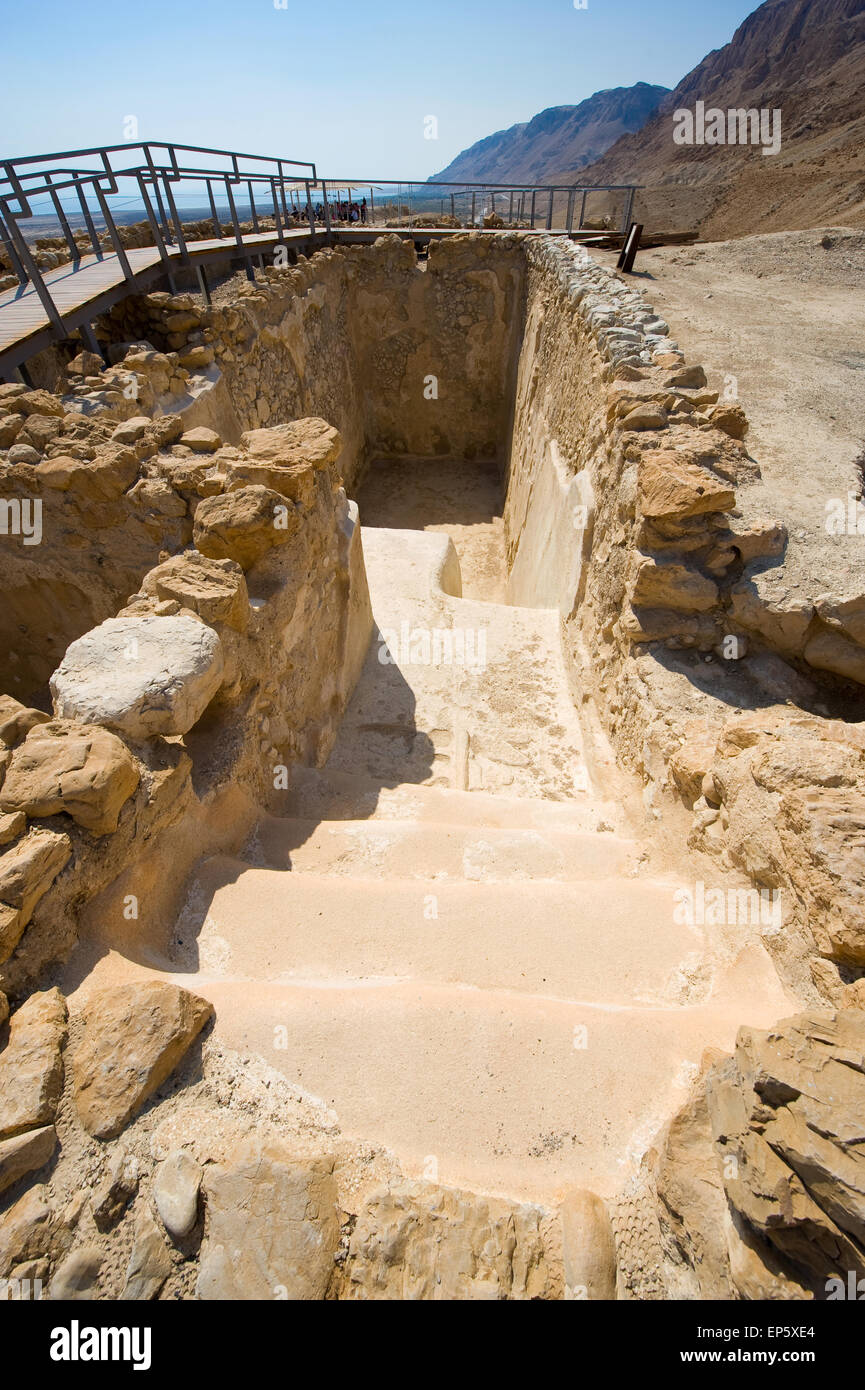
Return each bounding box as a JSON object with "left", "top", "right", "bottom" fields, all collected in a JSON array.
[
  {"left": 180, "top": 426, "right": 221, "bottom": 453},
  {"left": 0, "top": 721, "right": 139, "bottom": 835},
  {"left": 0, "top": 829, "right": 71, "bottom": 962},
  {"left": 0, "top": 988, "right": 67, "bottom": 1139},
  {"left": 141, "top": 553, "right": 248, "bottom": 632},
  {"left": 629, "top": 556, "right": 718, "bottom": 613},
  {"left": 804, "top": 627, "right": 865, "bottom": 686},
  {"left": 120, "top": 1209, "right": 171, "bottom": 1301},
  {"left": 638, "top": 452, "right": 735, "bottom": 520},
  {"left": 239, "top": 417, "right": 341, "bottom": 471},
  {"left": 197, "top": 1139, "right": 338, "bottom": 1300},
  {"left": 71, "top": 981, "right": 213, "bottom": 1139},
  {"left": 0, "top": 1126, "right": 57, "bottom": 1196},
  {"left": 193, "top": 485, "right": 299, "bottom": 569},
  {"left": 51, "top": 615, "right": 224, "bottom": 739}
]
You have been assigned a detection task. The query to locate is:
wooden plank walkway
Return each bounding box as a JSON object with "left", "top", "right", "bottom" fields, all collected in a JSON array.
[
  {"left": 0, "top": 223, "right": 577, "bottom": 375},
  {"left": 0, "top": 229, "right": 312, "bottom": 361}
]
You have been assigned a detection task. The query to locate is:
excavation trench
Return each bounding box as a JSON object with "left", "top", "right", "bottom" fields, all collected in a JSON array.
[{"left": 9, "top": 233, "right": 807, "bottom": 1205}]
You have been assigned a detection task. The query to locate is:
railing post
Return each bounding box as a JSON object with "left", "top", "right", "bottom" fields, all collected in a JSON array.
[
  {"left": 321, "top": 180, "right": 332, "bottom": 238},
  {"left": 530, "top": 190, "right": 536, "bottom": 228},
  {"left": 75, "top": 182, "right": 103, "bottom": 258},
  {"left": 579, "top": 190, "right": 587, "bottom": 230},
  {"left": 545, "top": 188, "right": 554, "bottom": 230},
  {"left": 304, "top": 180, "right": 315, "bottom": 236},
  {"left": 566, "top": 189, "right": 575, "bottom": 234},
  {"left": 0, "top": 207, "right": 28, "bottom": 286},
  {"left": 136, "top": 174, "right": 173, "bottom": 273},
  {"left": 92, "top": 182, "right": 134, "bottom": 281},
  {"left": 621, "top": 185, "right": 636, "bottom": 234},
  {"left": 0, "top": 202, "right": 66, "bottom": 332}
]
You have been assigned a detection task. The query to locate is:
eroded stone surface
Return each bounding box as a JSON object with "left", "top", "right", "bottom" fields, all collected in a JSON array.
[
  {"left": 51, "top": 615, "right": 224, "bottom": 739},
  {"left": 0, "top": 722, "right": 139, "bottom": 835},
  {"left": 72, "top": 981, "right": 213, "bottom": 1139}
]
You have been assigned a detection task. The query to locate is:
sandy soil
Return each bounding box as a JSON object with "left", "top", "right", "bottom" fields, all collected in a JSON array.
[{"left": 595, "top": 227, "right": 865, "bottom": 604}]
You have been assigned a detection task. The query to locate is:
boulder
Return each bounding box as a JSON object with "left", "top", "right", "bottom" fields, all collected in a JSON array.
[
  {"left": 197, "top": 1139, "right": 339, "bottom": 1300},
  {"left": 153, "top": 1148, "right": 202, "bottom": 1240},
  {"left": 49, "top": 1247, "right": 102, "bottom": 1300},
  {"left": 50, "top": 615, "right": 224, "bottom": 739},
  {"left": 223, "top": 459, "right": 316, "bottom": 509},
  {"left": 0, "top": 1185, "right": 66, "bottom": 1277},
  {"left": 0, "top": 722, "right": 139, "bottom": 836},
  {"left": 193, "top": 485, "right": 299, "bottom": 569},
  {"left": 622, "top": 404, "right": 667, "bottom": 431},
  {"left": 804, "top": 628, "right": 865, "bottom": 686},
  {"left": 0, "top": 1126, "right": 57, "bottom": 1196},
  {"left": 0, "top": 988, "right": 67, "bottom": 1139},
  {"left": 239, "top": 418, "right": 341, "bottom": 472},
  {"left": 71, "top": 980, "right": 213, "bottom": 1139},
  {"left": 92, "top": 1149, "right": 139, "bottom": 1230},
  {"left": 345, "top": 1181, "right": 556, "bottom": 1300},
  {"left": 0, "top": 829, "right": 72, "bottom": 963},
  {"left": 120, "top": 1208, "right": 171, "bottom": 1301},
  {"left": 180, "top": 427, "right": 221, "bottom": 453},
  {"left": 707, "top": 1009, "right": 865, "bottom": 1290},
  {"left": 638, "top": 453, "right": 735, "bottom": 520},
  {"left": 0, "top": 812, "right": 25, "bottom": 848},
  {"left": 141, "top": 553, "right": 249, "bottom": 632},
  {"left": 708, "top": 403, "right": 748, "bottom": 440},
  {"left": 0, "top": 696, "right": 50, "bottom": 747},
  {"left": 629, "top": 556, "right": 719, "bottom": 613}
]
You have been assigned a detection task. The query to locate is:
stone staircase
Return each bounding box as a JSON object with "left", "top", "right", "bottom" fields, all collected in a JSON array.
[{"left": 156, "top": 526, "right": 791, "bottom": 1204}]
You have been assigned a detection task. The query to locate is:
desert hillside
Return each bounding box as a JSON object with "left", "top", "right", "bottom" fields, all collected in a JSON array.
[
  {"left": 429, "top": 82, "right": 669, "bottom": 185},
  {"left": 573, "top": 0, "right": 865, "bottom": 236}
]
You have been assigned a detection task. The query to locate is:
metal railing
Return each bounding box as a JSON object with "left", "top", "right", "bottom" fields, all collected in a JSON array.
[
  {"left": 0, "top": 142, "right": 641, "bottom": 356},
  {"left": 319, "top": 179, "right": 640, "bottom": 235},
  {"left": 0, "top": 142, "right": 320, "bottom": 331}
]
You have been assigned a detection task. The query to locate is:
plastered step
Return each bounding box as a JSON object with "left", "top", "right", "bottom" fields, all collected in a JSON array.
[
  {"left": 248, "top": 815, "right": 640, "bottom": 882},
  {"left": 154, "top": 973, "right": 788, "bottom": 1203},
  {"left": 325, "top": 525, "right": 595, "bottom": 799},
  {"left": 285, "top": 766, "right": 622, "bottom": 833},
  {"left": 176, "top": 861, "right": 712, "bottom": 1007}
]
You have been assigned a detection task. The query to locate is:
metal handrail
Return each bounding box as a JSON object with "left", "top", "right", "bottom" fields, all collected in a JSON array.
[{"left": 0, "top": 141, "right": 641, "bottom": 362}]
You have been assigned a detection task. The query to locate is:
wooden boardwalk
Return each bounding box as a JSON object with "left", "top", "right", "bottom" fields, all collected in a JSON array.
[
  {"left": 0, "top": 228, "right": 313, "bottom": 372},
  {"left": 0, "top": 224, "right": 576, "bottom": 378}
]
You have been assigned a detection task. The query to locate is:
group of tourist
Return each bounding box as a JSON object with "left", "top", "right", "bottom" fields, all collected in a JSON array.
[{"left": 288, "top": 197, "right": 368, "bottom": 225}]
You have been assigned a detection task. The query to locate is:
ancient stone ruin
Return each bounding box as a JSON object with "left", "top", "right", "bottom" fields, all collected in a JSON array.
[{"left": 2, "top": 228, "right": 865, "bottom": 1303}]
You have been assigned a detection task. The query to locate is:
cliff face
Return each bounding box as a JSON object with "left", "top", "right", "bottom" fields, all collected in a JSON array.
[
  {"left": 576, "top": 0, "right": 865, "bottom": 236},
  {"left": 428, "top": 83, "right": 669, "bottom": 185}
]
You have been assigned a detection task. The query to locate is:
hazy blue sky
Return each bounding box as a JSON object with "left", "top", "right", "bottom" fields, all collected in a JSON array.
[{"left": 2, "top": 0, "right": 758, "bottom": 176}]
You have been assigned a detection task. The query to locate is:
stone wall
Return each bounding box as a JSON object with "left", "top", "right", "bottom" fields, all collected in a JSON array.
[
  {"left": 0, "top": 418, "right": 372, "bottom": 996},
  {"left": 98, "top": 233, "right": 526, "bottom": 493},
  {"left": 501, "top": 238, "right": 865, "bottom": 1004}
]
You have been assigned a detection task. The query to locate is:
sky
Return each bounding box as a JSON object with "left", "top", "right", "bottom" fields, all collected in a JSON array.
[{"left": 1, "top": 0, "right": 760, "bottom": 179}]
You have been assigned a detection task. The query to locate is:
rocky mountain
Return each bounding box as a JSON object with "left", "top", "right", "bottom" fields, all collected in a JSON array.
[
  {"left": 574, "top": 0, "right": 865, "bottom": 237},
  {"left": 429, "top": 82, "right": 669, "bottom": 185}
]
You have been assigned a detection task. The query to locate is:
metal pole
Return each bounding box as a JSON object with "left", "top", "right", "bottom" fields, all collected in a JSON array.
[
  {"left": 471, "top": 190, "right": 476, "bottom": 226},
  {"left": 579, "top": 190, "right": 587, "bottom": 229},
  {"left": 508, "top": 191, "right": 514, "bottom": 224},
  {"left": 369, "top": 185, "right": 375, "bottom": 226},
  {"left": 566, "top": 189, "right": 575, "bottom": 234},
  {"left": 545, "top": 188, "right": 554, "bottom": 230},
  {"left": 304, "top": 180, "right": 315, "bottom": 235},
  {"left": 530, "top": 190, "right": 536, "bottom": 228}
]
